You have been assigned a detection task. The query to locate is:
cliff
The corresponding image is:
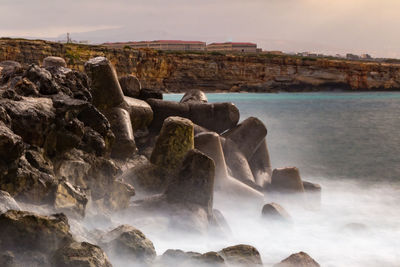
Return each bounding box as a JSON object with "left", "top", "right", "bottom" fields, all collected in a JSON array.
[{"left": 1, "top": 38, "right": 400, "bottom": 92}]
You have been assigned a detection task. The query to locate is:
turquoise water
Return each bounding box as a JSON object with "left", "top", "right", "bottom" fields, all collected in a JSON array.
[{"left": 165, "top": 92, "right": 400, "bottom": 182}]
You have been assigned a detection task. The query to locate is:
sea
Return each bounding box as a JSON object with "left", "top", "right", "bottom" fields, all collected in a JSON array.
[{"left": 155, "top": 92, "right": 400, "bottom": 267}]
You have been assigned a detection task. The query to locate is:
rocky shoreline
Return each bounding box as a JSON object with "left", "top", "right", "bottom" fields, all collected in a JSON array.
[
  {"left": 1, "top": 38, "right": 400, "bottom": 93},
  {"left": 0, "top": 56, "right": 321, "bottom": 266}
]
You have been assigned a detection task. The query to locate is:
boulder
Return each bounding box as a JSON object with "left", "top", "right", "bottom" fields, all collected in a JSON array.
[
  {"left": 123, "top": 96, "right": 153, "bottom": 131},
  {"left": 222, "top": 117, "right": 267, "bottom": 160},
  {"left": 42, "top": 56, "right": 67, "bottom": 68},
  {"left": 159, "top": 249, "right": 225, "bottom": 267},
  {"left": 104, "top": 107, "right": 136, "bottom": 159},
  {"left": 303, "top": 181, "right": 322, "bottom": 205},
  {"left": 180, "top": 89, "right": 208, "bottom": 103},
  {"left": 274, "top": 251, "right": 320, "bottom": 267},
  {"left": 53, "top": 181, "right": 88, "bottom": 218},
  {"left": 270, "top": 167, "right": 305, "bottom": 193},
  {"left": 0, "top": 190, "right": 20, "bottom": 214},
  {"left": 25, "top": 64, "right": 60, "bottom": 95},
  {"left": 119, "top": 75, "right": 141, "bottom": 98},
  {"left": 12, "top": 77, "right": 39, "bottom": 96},
  {"left": 147, "top": 99, "right": 239, "bottom": 133},
  {"left": 100, "top": 224, "right": 156, "bottom": 265},
  {"left": 84, "top": 57, "right": 125, "bottom": 110},
  {"left": 0, "top": 97, "right": 55, "bottom": 147},
  {"left": 261, "top": 203, "right": 291, "bottom": 222},
  {"left": 0, "top": 121, "right": 24, "bottom": 163},
  {"left": 150, "top": 116, "right": 194, "bottom": 171},
  {"left": 165, "top": 149, "right": 215, "bottom": 214},
  {"left": 104, "top": 180, "right": 135, "bottom": 211},
  {"left": 194, "top": 132, "right": 264, "bottom": 201},
  {"left": 249, "top": 138, "right": 272, "bottom": 188},
  {"left": 0, "top": 210, "right": 73, "bottom": 254},
  {"left": 52, "top": 241, "right": 112, "bottom": 267},
  {"left": 219, "top": 245, "right": 263, "bottom": 266}
]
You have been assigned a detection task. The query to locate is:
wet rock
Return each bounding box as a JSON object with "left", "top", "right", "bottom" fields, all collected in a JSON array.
[
  {"left": 84, "top": 57, "right": 125, "bottom": 110},
  {"left": 119, "top": 75, "right": 141, "bottom": 98},
  {"left": 261, "top": 203, "right": 291, "bottom": 222},
  {"left": 0, "top": 97, "right": 55, "bottom": 147},
  {"left": 165, "top": 149, "right": 215, "bottom": 214},
  {"left": 180, "top": 89, "right": 208, "bottom": 103},
  {"left": 53, "top": 181, "right": 88, "bottom": 218},
  {"left": 0, "top": 190, "right": 20, "bottom": 214},
  {"left": 25, "top": 148, "right": 54, "bottom": 174},
  {"left": 104, "top": 107, "right": 136, "bottom": 159},
  {"left": 123, "top": 96, "right": 153, "bottom": 131},
  {"left": 43, "top": 56, "right": 67, "bottom": 68},
  {"left": 138, "top": 88, "right": 163, "bottom": 100},
  {"left": 0, "top": 210, "right": 73, "bottom": 254},
  {"left": 150, "top": 116, "right": 194, "bottom": 171},
  {"left": 0, "top": 121, "right": 24, "bottom": 163},
  {"left": 147, "top": 99, "right": 239, "bottom": 133},
  {"left": 270, "top": 167, "right": 305, "bottom": 193},
  {"left": 219, "top": 244, "right": 263, "bottom": 266},
  {"left": 52, "top": 241, "right": 112, "bottom": 267},
  {"left": 249, "top": 138, "right": 272, "bottom": 188},
  {"left": 100, "top": 224, "right": 156, "bottom": 265},
  {"left": 159, "top": 249, "right": 225, "bottom": 267},
  {"left": 274, "top": 251, "right": 320, "bottom": 267},
  {"left": 105, "top": 180, "right": 135, "bottom": 211}
]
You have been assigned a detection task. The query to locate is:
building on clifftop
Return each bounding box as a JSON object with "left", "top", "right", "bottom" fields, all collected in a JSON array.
[
  {"left": 206, "top": 42, "right": 258, "bottom": 53},
  {"left": 103, "top": 40, "right": 206, "bottom": 51}
]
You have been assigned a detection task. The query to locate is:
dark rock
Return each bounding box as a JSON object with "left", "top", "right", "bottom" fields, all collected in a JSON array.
[
  {"left": 147, "top": 99, "right": 239, "bottom": 133},
  {"left": 0, "top": 61, "right": 22, "bottom": 84},
  {"left": 219, "top": 244, "right": 263, "bottom": 266},
  {"left": 274, "top": 251, "right": 320, "bottom": 267},
  {"left": 2, "top": 89, "right": 22, "bottom": 101},
  {"left": 119, "top": 75, "right": 141, "bottom": 98},
  {"left": 139, "top": 88, "right": 163, "bottom": 100},
  {"left": 0, "top": 121, "right": 24, "bottom": 163},
  {"left": 104, "top": 107, "right": 136, "bottom": 159},
  {"left": 150, "top": 116, "right": 194, "bottom": 171},
  {"left": 25, "top": 148, "right": 54, "bottom": 174},
  {"left": 0, "top": 210, "right": 72, "bottom": 254},
  {"left": 0, "top": 190, "right": 20, "bottom": 214},
  {"left": 261, "top": 203, "right": 291, "bottom": 222},
  {"left": 180, "top": 89, "right": 208, "bottom": 103},
  {"left": 165, "top": 149, "right": 215, "bottom": 214},
  {"left": 123, "top": 96, "right": 153, "bottom": 131},
  {"left": 160, "top": 249, "right": 225, "bottom": 267},
  {"left": 84, "top": 57, "right": 125, "bottom": 111},
  {"left": 249, "top": 138, "right": 272, "bottom": 188},
  {"left": 42, "top": 56, "right": 67, "bottom": 68},
  {"left": 12, "top": 77, "right": 39, "bottom": 96},
  {"left": 52, "top": 241, "right": 112, "bottom": 267},
  {"left": 24, "top": 64, "right": 60, "bottom": 95},
  {"left": 100, "top": 224, "right": 156, "bottom": 265},
  {"left": 270, "top": 167, "right": 305, "bottom": 193},
  {"left": 0, "top": 251, "right": 15, "bottom": 267}
]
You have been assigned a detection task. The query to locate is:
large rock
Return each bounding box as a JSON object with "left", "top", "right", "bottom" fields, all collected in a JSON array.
[
  {"left": 0, "top": 210, "right": 72, "bottom": 254},
  {"left": 104, "top": 107, "right": 136, "bottom": 159},
  {"left": 219, "top": 245, "right": 263, "bottom": 266},
  {"left": 123, "top": 96, "right": 153, "bottom": 131},
  {"left": 249, "top": 138, "right": 272, "bottom": 188},
  {"left": 222, "top": 117, "right": 267, "bottom": 160},
  {"left": 24, "top": 64, "right": 60, "bottom": 95},
  {"left": 270, "top": 167, "right": 305, "bottom": 193},
  {"left": 147, "top": 99, "right": 239, "bottom": 133},
  {"left": 0, "top": 97, "right": 55, "bottom": 147},
  {"left": 303, "top": 181, "right": 322, "bottom": 206},
  {"left": 165, "top": 149, "right": 215, "bottom": 214},
  {"left": 274, "top": 251, "right": 320, "bottom": 267},
  {"left": 119, "top": 75, "right": 141, "bottom": 98},
  {"left": 53, "top": 181, "right": 88, "bottom": 218},
  {"left": 100, "top": 224, "right": 156, "bottom": 265},
  {"left": 261, "top": 203, "right": 291, "bottom": 222},
  {"left": 159, "top": 249, "right": 225, "bottom": 267},
  {"left": 0, "top": 190, "right": 20, "bottom": 214},
  {"left": 84, "top": 57, "right": 125, "bottom": 110},
  {"left": 43, "top": 56, "right": 67, "bottom": 68},
  {"left": 194, "top": 132, "right": 264, "bottom": 201},
  {"left": 180, "top": 89, "right": 208, "bottom": 103},
  {"left": 0, "top": 121, "right": 24, "bottom": 163},
  {"left": 150, "top": 116, "right": 194, "bottom": 171}
]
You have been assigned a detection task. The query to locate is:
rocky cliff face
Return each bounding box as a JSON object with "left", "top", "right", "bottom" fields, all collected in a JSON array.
[{"left": 1, "top": 38, "right": 400, "bottom": 92}]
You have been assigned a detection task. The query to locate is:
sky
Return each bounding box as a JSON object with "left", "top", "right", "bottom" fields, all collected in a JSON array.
[{"left": 1, "top": 0, "right": 400, "bottom": 58}]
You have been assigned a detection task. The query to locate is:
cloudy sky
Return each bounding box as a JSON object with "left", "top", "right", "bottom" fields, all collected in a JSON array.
[{"left": 1, "top": 0, "right": 400, "bottom": 57}]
